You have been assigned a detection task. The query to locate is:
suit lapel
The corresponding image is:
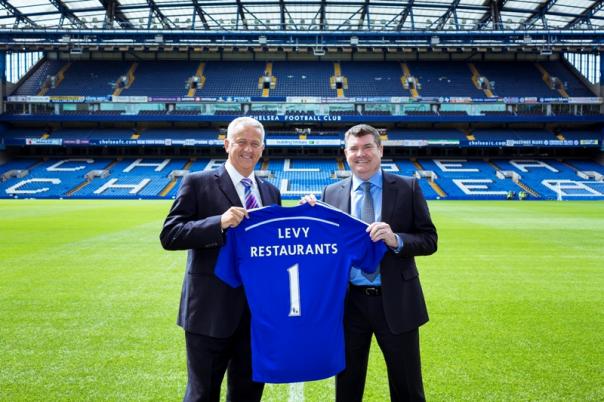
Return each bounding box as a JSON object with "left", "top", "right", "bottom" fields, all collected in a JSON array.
[
  {"left": 256, "top": 177, "right": 273, "bottom": 205},
  {"left": 381, "top": 171, "right": 398, "bottom": 223},
  {"left": 335, "top": 177, "right": 353, "bottom": 214},
  {"left": 215, "top": 166, "right": 242, "bottom": 207}
]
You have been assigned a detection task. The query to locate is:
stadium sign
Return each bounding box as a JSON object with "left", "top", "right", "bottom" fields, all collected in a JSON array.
[
  {"left": 461, "top": 139, "right": 600, "bottom": 147},
  {"left": 266, "top": 139, "right": 341, "bottom": 147},
  {"left": 247, "top": 115, "right": 343, "bottom": 122},
  {"left": 25, "top": 138, "right": 62, "bottom": 146}
]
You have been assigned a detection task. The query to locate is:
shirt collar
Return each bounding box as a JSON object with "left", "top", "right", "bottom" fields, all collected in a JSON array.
[
  {"left": 225, "top": 160, "right": 257, "bottom": 187},
  {"left": 352, "top": 169, "right": 382, "bottom": 192}
]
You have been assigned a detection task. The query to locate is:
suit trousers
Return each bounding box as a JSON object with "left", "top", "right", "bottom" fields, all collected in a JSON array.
[
  {"left": 183, "top": 311, "right": 264, "bottom": 402},
  {"left": 336, "top": 287, "right": 425, "bottom": 402}
]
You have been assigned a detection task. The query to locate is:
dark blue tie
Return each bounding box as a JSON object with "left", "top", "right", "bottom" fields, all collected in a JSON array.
[{"left": 360, "top": 181, "right": 379, "bottom": 282}]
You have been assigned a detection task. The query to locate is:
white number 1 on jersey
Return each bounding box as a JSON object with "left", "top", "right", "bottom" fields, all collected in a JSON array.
[{"left": 287, "top": 264, "right": 301, "bottom": 317}]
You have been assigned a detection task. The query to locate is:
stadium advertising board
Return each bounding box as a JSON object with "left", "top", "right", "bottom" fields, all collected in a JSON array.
[
  {"left": 6, "top": 95, "right": 603, "bottom": 105},
  {"left": 461, "top": 139, "right": 601, "bottom": 147},
  {"left": 383, "top": 139, "right": 461, "bottom": 147},
  {"left": 25, "top": 138, "right": 63, "bottom": 146},
  {"left": 266, "top": 139, "right": 341, "bottom": 147}
]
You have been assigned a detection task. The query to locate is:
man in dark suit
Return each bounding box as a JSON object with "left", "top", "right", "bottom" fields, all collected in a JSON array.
[
  {"left": 160, "top": 117, "right": 281, "bottom": 402},
  {"left": 318, "top": 124, "right": 437, "bottom": 401}
]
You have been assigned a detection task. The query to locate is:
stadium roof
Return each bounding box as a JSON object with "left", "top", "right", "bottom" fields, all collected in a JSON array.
[{"left": 0, "top": 0, "right": 603, "bottom": 31}]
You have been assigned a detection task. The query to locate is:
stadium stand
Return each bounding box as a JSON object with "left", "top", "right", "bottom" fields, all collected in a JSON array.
[
  {"left": 269, "top": 61, "right": 335, "bottom": 97},
  {"left": 12, "top": 60, "right": 65, "bottom": 96},
  {"left": 10, "top": 60, "right": 597, "bottom": 102},
  {"left": 340, "top": 62, "right": 406, "bottom": 97},
  {"left": 46, "top": 61, "right": 130, "bottom": 96},
  {"left": 473, "top": 62, "right": 560, "bottom": 97},
  {"left": 406, "top": 61, "right": 484, "bottom": 97},
  {"left": 2, "top": 157, "right": 602, "bottom": 201},
  {"left": 122, "top": 61, "right": 199, "bottom": 97},
  {"left": 201, "top": 61, "right": 266, "bottom": 97}
]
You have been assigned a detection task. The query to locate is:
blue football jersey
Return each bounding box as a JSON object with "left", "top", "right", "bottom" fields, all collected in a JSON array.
[{"left": 215, "top": 202, "right": 387, "bottom": 383}]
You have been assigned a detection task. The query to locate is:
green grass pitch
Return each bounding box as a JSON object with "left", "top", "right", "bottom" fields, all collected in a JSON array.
[{"left": 1, "top": 200, "right": 602, "bottom": 401}]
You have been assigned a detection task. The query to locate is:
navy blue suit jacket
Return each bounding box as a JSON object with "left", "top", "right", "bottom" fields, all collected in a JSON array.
[
  {"left": 160, "top": 166, "right": 281, "bottom": 337},
  {"left": 322, "top": 171, "right": 437, "bottom": 333}
]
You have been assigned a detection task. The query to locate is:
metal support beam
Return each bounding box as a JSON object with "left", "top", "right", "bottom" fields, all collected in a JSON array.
[
  {"left": 99, "top": 0, "right": 134, "bottom": 29},
  {"left": 49, "top": 0, "right": 87, "bottom": 28},
  {"left": 236, "top": 0, "right": 249, "bottom": 30},
  {"left": 279, "top": 0, "right": 286, "bottom": 30},
  {"left": 433, "top": 0, "right": 462, "bottom": 30},
  {"left": 397, "top": 0, "right": 416, "bottom": 31},
  {"left": 146, "top": 0, "right": 173, "bottom": 29},
  {"left": 523, "top": 0, "right": 558, "bottom": 29},
  {"left": 336, "top": 7, "right": 364, "bottom": 31},
  {"left": 192, "top": 0, "right": 210, "bottom": 30},
  {"left": 565, "top": 0, "right": 604, "bottom": 29},
  {"left": 0, "top": 0, "right": 39, "bottom": 28},
  {"left": 320, "top": 0, "right": 327, "bottom": 30},
  {"left": 0, "top": 50, "right": 5, "bottom": 113},
  {"left": 477, "top": 0, "right": 507, "bottom": 30},
  {"left": 358, "top": 0, "right": 370, "bottom": 30}
]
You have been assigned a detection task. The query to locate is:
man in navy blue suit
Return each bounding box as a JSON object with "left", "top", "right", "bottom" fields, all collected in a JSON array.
[
  {"left": 160, "top": 117, "right": 281, "bottom": 402},
  {"left": 305, "top": 124, "right": 437, "bottom": 401}
]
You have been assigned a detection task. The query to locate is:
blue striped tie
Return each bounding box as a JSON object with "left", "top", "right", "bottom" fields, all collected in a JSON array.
[
  {"left": 360, "top": 181, "right": 379, "bottom": 282},
  {"left": 241, "top": 178, "right": 260, "bottom": 210}
]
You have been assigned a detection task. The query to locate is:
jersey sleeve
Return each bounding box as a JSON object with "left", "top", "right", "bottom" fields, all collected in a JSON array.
[
  {"left": 341, "top": 215, "right": 387, "bottom": 273},
  {"left": 214, "top": 227, "right": 242, "bottom": 288}
]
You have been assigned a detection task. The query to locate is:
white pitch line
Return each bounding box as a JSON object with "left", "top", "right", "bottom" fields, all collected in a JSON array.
[{"left": 288, "top": 382, "right": 304, "bottom": 402}]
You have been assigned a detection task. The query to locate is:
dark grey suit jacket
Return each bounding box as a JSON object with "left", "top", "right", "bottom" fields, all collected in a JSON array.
[
  {"left": 322, "top": 171, "right": 437, "bottom": 333},
  {"left": 160, "top": 166, "right": 281, "bottom": 337}
]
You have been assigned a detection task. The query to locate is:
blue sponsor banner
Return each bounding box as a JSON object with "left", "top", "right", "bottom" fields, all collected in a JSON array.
[
  {"left": 251, "top": 96, "right": 286, "bottom": 102},
  {"left": 460, "top": 139, "right": 600, "bottom": 147}
]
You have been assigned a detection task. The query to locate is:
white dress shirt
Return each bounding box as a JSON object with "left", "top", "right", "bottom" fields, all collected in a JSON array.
[{"left": 224, "top": 160, "right": 263, "bottom": 208}]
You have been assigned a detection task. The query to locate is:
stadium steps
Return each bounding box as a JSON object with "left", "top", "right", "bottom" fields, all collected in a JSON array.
[
  {"left": 331, "top": 62, "right": 346, "bottom": 97},
  {"left": 487, "top": 159, "right": 540, "bottom": 198},
  {"left": 105, "top": 159, "right": 121, "bottom": 170},
  {"left": 160, "top": 159, "right": 193, "bottom": 197},
  {"left": 486, "top": 159, "right": 502, "bottom": 171},
  {"left": 400, "top": 63, "right": 419, "bottom": 97},
  {"left": 68, "top": 158, "right": 121, "bottom": 197},
  {"left": 260, "top": 62, "right": 276, "bottom": 97},
  {"left": 113, "top": 62, "right": 138, "bottom": 96},
  {"left": 516, "top": 181, "right": 540, "bottom": 198},
  {"left": 559, "top": 159, "right": 579, "bottom": 172},
  {"left": 468, "top": 63, "right": 494, "bottom": 97},
  {"left": 412, "top": 159, "right": 446, "bottom": 198},
  {"left": 187, "top": 62, "right": 206, "bottom": 97},
  {"left": 428, "top": 180, "right": 447, "bottom": 198},
  {"left": 534, "top": 63, "right": 569, "bottom": 98},
  {"left": 27, "top": 159, "right": 46, "bottom": 171},
  {"left": 66, "top": 180, "right": 91, "bottom": 197},
  {"left": 38, "top": 63, "right": 71, "bottom": 95}
]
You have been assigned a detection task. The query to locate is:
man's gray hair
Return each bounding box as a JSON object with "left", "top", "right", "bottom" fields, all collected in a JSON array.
[
  {"left": 226, "top": 117, "right": 265, "bottom": 142},
  {"left": 344, "top": 124, "right": 382, "bottom": 148}
]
